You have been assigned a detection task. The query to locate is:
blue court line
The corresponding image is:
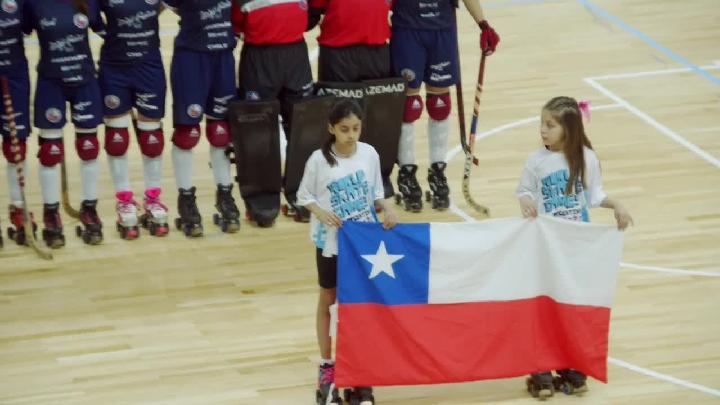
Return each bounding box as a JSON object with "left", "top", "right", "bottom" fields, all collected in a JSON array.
[{"left": 578, "top": 0, "right": 720, "bottom": 86}]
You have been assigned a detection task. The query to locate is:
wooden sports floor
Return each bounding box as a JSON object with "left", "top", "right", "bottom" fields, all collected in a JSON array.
[{"left": 1, "top": 1, "right": 719, "bottom": 403}]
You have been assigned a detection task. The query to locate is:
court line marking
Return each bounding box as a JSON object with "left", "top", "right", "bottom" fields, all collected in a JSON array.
[
  {"left": 619, "top": 262, "right": 720, "bottom": 278},
  {"left": 587, "top": 65, "right": 720, "bottom": 81},
  {"left": 607, "top": 358, "right": 720, "bottom": 398},
  {"left": 584, "top": 78, "right": 720, "bottom": 169},
  {"left": 577, "top": 0, "right": 720, "bottom": 86}
]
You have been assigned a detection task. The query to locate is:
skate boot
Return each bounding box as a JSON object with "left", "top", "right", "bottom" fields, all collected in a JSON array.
[
  {"left": 315, "top": 363, "right": 342, "bottom": 405},
  {"left": 526, "top": 372, "right": 554, "bottom": 400},
  {"left": 115, "top": 191, "right": 140, "bottom": 240},
  {"left": 244, "top": 193, "right": 278, "bottom": 228},
  {"left": 76, "top": 199, "right": 103, "bottom": 245},
  {"left": 344, "top": 386, "right": 375, "bottom": 405},
  {"left": 175, "top": 187, "right": 203, "bottom": 237},
  {"left": 0, "top": 219, "right": 3, "bottom": 248},
  {"left": 554, "top": 369, "right": 588, "bottom": 395},
  {"left": 426, "top": 161, "right": 450, "bottom": 210},
  {"left": 141, "top": 187, "right": 169, "bottom": 236},
  {"left": 42, "top": 203, "right": 65, "bottom": 249},
  {"left": 394, "top": 164, "right": 423, "bottom": 212},
  {"left": 282, "top": 193, "right": 310, "bottom": 223},
  {"left": 7, "top": 204, "right": 37, "bottom": 246},
  {"left": 213, "top": 184, "right": 240, "bottom": 233}
]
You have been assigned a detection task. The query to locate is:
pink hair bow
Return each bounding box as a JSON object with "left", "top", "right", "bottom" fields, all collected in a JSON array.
[{"left": 578, "top": 100, "right": 591, "bottom": 122}]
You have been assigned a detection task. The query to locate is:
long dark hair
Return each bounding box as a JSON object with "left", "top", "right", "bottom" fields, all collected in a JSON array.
[
  {"left": 321, "top": 99, "right": 364, "bottom": 167},
  {"left": 74, "top": 0, "right": 88, "bottom": 15},
  {"left": 543, "top": 96, "right": 594, "bottom": 195}
]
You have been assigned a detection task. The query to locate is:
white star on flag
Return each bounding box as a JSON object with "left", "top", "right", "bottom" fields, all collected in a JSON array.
[{"left": 362, "top": 241, "right": 404, "bottom": 280}]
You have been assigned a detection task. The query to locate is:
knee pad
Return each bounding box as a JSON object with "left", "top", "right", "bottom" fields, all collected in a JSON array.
[
  {"left": 426, "top": 93, "right": 451, "bottom": 121},
  {"left": 403, "top": 95, "right": 424, "bottom": 123},
  {"left": 38, "top": 138, "right": 64, "bottom": 166},
  {"left": 3, "top": 139, "right": 27, "bottom": 163},
  {"left": 104, "top": 127, "right": 130, "bottom": 157},
  {"left": 138, "top": 128, "right": 165, "bottom": 158},
  {"left": 75, "top": 132, "right": 100, "bottom": 161},
  {"left": 171, "top": 124, "right": 201, "bottom": 150},
  {"left": 205, "top": 119, "right": 230, "bottom": 148}
]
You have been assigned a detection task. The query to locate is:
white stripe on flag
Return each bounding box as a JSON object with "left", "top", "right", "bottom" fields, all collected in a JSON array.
[{"left": 428, "top": 216, "right": 623, "bottom": 307}]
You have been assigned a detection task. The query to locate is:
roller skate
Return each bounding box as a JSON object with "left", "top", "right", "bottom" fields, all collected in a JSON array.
[
  {"left": 344, "top": 387, "right": 375, "bottom": 405},
  {"left": 140, "top": 187, "right": 169, "bottom": 236},
  {"left": 553, "top": 369, "right": 588, "bottom": 395},
  {"left": 426, "top": 161, "right": 450, "bottom": 210},
  {"left": 394, "top": 164, "right": 423, "bottom": 212},
  {"left": 0, "top": 219, "right": 3, "bottom": 248},
  {"left": 281, "top": 193, "right": 310, "bottom": 223},
  {"left": 115, "top": 191, "right": 140, "bottom": 240},
  {"left": 213, "top": 184, "right": 240, "bottom": 233},
  {"left": 76, "top": 199, "right": 103, "bottom": 245},
  {"left": 7, "top": 204, "right": 37, "bottom": 246},
  {"left": 526, "top": 372, "right": 554, "bottom": 400},
  {"left": 315, "top": 363, "right": 342, "bottom": 405},
  {"left": 175, "top": 187, "right": 203, "bottom": 237},
  {"left": 42, "top": 203, "right": 65, "bottom": 248},
  {"left": 244, "top": 193, "right": 278, "bottom": 228}
]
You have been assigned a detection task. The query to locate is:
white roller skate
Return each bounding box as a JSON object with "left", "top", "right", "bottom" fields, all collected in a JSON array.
[
  {"left": 115, "top": 191, "right": 140, "bottom": 240},
  {"left": 141, "top": 187, "right": 169, "bottom": 237}
]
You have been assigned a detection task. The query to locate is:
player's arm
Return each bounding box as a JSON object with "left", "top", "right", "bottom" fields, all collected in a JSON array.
[
  {"left": 461, "top": 0, "right": 500, "bottom": 55},
  {"left": 307, "top": 0, "right": 327, "bottom": 31},
  {"left": 162, "top": 1, "right": 179, "bottom": 15},
  {"left": 375, "top": 200, "right": 399, "bottom": 229},
  {"left": 600, "top": 197, "right": 633, "bottom": 230}
]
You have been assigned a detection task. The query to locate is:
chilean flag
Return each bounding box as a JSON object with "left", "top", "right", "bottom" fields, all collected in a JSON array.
[{"left": 335, "top": 216, "right": 623, "bottom": 387}]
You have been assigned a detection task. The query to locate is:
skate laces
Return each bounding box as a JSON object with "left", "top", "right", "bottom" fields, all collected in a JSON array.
[
  {"left": 144, "top": 188, "right": 168, "bottom": 214},
  {"left": 319, "top": 365, "right": 335, "bottom": 386},
  {"left": 116, "top": 192, "right": 138, "bottom": 215}
]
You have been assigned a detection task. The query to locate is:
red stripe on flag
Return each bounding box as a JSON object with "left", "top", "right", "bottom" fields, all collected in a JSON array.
[{"left": 336, "top": 296, "right": 610, "bottom": 387}]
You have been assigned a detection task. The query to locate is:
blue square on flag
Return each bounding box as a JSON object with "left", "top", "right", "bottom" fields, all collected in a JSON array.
[{"left": 338, "top": 222, "right": 430, "bottom": 305}]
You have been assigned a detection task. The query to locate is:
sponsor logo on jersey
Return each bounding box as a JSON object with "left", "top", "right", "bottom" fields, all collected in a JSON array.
[
  {"left": 316, "top": 87, "right": 364, "bottom": 99},
  {"left": 1, "top": 0, "right": 17, "bottom": 14},
  {"left": 45, "top": 108, "right": 62, "bottom": 124},
  {"left": 187, "top": 104, "right": 203, "bottom": 119},
  {"left": 109, "top": 0, "right": 125, "bottom": 7},
  {"left": 104, "top": 95, "right": 121, "bottom": 109},
  {"left": 245, "top": 91, "right": 260, "bottom": 101},
  {"left": 401, "top": 68, "right": 416, "bottom": 82},
  {"left": 73, "top": 13, "right": 89, "bottom": 29}
]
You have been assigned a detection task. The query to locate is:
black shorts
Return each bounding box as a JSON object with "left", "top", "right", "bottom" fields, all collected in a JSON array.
[
  {"left": 318, "top": 44, "right": 391, "bottom": 82},
  {"left": 238, "top": 40, "right": 314, "bottom": 102},
  {"left": 316, "top": 248, "right": 338, "bottom": 289}
]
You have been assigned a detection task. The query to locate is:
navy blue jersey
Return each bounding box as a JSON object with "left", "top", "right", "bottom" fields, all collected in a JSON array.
[
  {"left": 163, "top": 0, "right": 236, "bottom": 52},
  {"left": 100, "top": 0, "right": 162, "bottom": 65},
  {"left": 0, "top": 0, "right": 27, "bottom": 72},
  {"left": 24, "top": 0, "right": 105, "bottom": 85},
  {"left": 391, "top": 0, "right": 455, "bottom": 30}
]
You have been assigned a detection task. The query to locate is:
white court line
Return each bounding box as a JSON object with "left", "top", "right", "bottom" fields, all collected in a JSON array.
[
  {"left": 587, "top": 64, "right": 720, "bottom": 81},
  {"left": 620, "top": 262, "right": 720, "bottom": 278},
  {"left": 584, "top": 78, "right": 720, "bottom": 169},
  {"left": 608, "top": 358, "right": 720, "bottom": 398},
  {"left": 445, "top": 103, "right": 624, "bottom": 161}
]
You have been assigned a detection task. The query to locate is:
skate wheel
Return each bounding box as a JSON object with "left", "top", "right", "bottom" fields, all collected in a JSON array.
[
  {"left": 220, "top": 221, "right": 228, "bottom": 233},
  {"left": 213, "top": 213, "right": 220, "bottom": 225},
  {"left": 394, "top": 193, "right": 401, "bottom": 205},
  {"left": 425, "top": 190, "right": 431, "bottom": 202},
  {"left": 76, "top": 225, "right": 82, "bottom": 237},
  {"left": 281, "top": 204, "right": 288, "bottom": 216},
  {"left": 155, "top": 224, "right": 169, "bottom": 237},
  {"left": 7, "top": 227, "right": 15, "bottom": 240},
  {"left": 174, "top": 218, "right": 182, "bottom": 230}
]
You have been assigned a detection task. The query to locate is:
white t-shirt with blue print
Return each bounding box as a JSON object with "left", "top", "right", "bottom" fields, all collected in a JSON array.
[
  {"left": 516, "top": 147, "right": 607, "bottom": 222},
  {"left": 297, "top": 142, "right": 384, "bottom": 256}
]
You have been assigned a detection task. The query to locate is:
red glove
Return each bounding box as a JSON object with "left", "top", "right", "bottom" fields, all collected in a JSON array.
[{"left": 479, "top": 20, "right": 500, "bottom": 55}]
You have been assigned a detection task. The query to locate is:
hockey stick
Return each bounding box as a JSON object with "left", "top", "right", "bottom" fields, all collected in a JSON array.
[
  {"left": 1, "top": 76, "right": 53, "bottom": 260},
  {"left": 60, "top": 154, "right": 80, "bottom": 218},
  {"left": 455, "top": 40, "right": 490, "bottom": 216}
]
